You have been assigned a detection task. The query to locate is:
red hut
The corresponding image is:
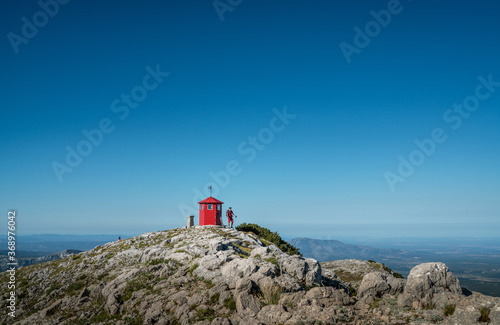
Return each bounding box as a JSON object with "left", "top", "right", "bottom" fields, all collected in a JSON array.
[{"left": 198, "top": 196, "right": 224, "bottom": 226}]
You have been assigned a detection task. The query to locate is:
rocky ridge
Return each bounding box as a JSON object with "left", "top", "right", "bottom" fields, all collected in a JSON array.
[{"left": 0, "top": 226, "right": 499, "bottom": 324}]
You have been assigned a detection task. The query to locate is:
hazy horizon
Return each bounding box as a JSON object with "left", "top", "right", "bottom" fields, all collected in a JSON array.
[{"left": 11, "top": 222, "right": 500, "bottom": 245}]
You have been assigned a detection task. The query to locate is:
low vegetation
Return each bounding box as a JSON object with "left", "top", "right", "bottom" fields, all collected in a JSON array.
[
  {"left": 478, "top": 306, "right": 491, "bottom": 323},
  {"left": 443, "top": 303, "right": 456, "bottom": 317},
  {"left": 259, "top": 283, "right": 282, "bottom": 306},
  {"left": 236, "top": 223, "right": 301, "bottom": 256},
  {"left": 223, "top": 297, "right": 237, "bottom": 311}
]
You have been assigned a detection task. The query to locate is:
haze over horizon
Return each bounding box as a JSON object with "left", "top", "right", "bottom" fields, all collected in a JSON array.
[{"left": 2, "top": 0, "right": 499, "bottom": 239}]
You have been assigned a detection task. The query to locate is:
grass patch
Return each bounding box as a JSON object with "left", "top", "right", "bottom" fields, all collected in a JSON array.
[
  {"left": 46, "top": 283, "right": 62, "bottom": 295},
  {"left": 121, "top": 273, "right": 154, "bottom": 302},
  {"left": 210, "top": 292, "right": 220, "bottom": 304},
  {"left": 149, "top": 258, "right": 166, "bottom": 266},
  {"left": 233, "top": 243, "right": 252, "bottom": 255},
  {"left": 97, "top": 272, "right": 109, "bottom": 281},
  {"left": 334, "top": 269, "right": 363, "bottom": 284},
  {"left": 266, "top": 257, "right": 279, "bottom": 266},
  {"left": 443, "top": 303, "right": 456, "bottom": 317},
  {"left": 189, "top": 263, "right": 199, "bottom": 276},
  {"left": 88, "top": 310, "right": 121, "bottom": 323},
  {"left": 259, "top": 283, "right": 282, "bottom": 305},
  {"left": 478, "top": 306, "right": 491, "bottom": 323},
  {"left": 197, "top": 307, "right": 215, "bottom": 321},
  {"left": 167, "top": 258, "right": 182, "bottom": 267},
  {"left": 204, "top": 279, "right": 215, "bottom": 289},
  {"left": 368, "top": 260, "right": 404, "bottom": 279},
  {"left": 64, "top": 280, "right": 87, "bottom": 295},
  {"left": 371, "top": 297, "right": 380, "bottom": 309},
  {"left": 124, "top": 314, "right": 144, "bottom": 325},
  {"left": 265, "top": 256, "right": 282, "bottom": 275},
  {"left": 223, "top": 296, "right": 236, "bottom": 311}
]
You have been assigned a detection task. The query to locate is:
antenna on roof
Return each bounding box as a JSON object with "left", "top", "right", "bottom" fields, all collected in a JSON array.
[{"left": 208, "top": 185, "right": 212, "bottom": 196}]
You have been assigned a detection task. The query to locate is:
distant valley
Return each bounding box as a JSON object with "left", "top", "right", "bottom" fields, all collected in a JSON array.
[
  {"left": 290, "top": 237, "right": 500, "bottom": 297},
  {"left": 0, "top": 234, "right": 121, "bottom": 272}
]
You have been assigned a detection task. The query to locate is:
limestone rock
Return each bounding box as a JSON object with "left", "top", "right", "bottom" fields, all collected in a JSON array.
[
  {"left": 280, "top": 256, "right": 321, "bottom": 287},
  {"left": 39, "top": 298, "right": 62, "bottom": 318},
  {"left": 250, "top": 246, "right": 270, "bottom": 258},
  {"left": 398, "top": 262, "right": 462, "bottom": 309},
  {"left": 235, "top": 292, "right": 261, "bottom": 317},
  {"left": 221, "top": 258, "right": 258, "bottom": 288},
  {"left": 357, "top": 272, "right": 404, "bottom": 304},
  {"left": 301, "top": 286, "right": 354, "bottom": 306}
]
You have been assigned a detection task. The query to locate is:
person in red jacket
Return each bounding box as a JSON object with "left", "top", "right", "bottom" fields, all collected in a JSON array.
[{"left": 226, "top": 207, "right": 237, "bottom": 228}]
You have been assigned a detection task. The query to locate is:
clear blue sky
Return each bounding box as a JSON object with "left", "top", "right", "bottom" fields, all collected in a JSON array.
[{"left": 1, "top": 0, "right": 499, "bottom": 239}]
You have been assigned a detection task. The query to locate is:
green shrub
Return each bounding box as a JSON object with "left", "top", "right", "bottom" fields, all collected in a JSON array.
[
  {"left": 236, "top": 223, "right": 301, "bottom": 256},
  {"left": 443, "top": 303, "right": 456, "bottom": 317},
  {"left": 392, "top": 272, "right": 405, "bottom": 279},
  {"left": 478, "top": 307, "right": 491, "bottom": 323}
]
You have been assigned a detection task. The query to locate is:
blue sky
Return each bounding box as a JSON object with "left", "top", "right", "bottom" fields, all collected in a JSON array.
[{"left": 1, "top": 0, "right": 499, "bottom": 239}]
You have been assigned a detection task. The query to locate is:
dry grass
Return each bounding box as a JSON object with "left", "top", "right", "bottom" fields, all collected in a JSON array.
[{"left": 259, "top": 283, "right": 282, "bottom": 306}]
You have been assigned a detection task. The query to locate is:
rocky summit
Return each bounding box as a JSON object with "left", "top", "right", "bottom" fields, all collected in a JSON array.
[{"left": 1, "top": 226, "right": 500, "bottom": 324}]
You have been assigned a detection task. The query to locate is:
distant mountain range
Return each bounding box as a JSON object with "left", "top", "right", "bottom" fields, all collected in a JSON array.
[{"left": 289, "top": 237, "right": 430, "bottom": 263}]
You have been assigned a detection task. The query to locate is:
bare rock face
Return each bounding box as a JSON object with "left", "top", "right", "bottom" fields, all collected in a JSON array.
[
  {"left": 280, "top": 255, "right": 322, "bottom": 287},
  {"left": 398, "top": 262, "right": 462, "bottom": 309},
  {"left": 302, "top": 286, "right": 354, "bottom": 306},
  {"left": 357, "top": 272, "right": 404, "bottom": 304},
  {"left": 221, "top": 258, "right": 259, "bottom": 289}
]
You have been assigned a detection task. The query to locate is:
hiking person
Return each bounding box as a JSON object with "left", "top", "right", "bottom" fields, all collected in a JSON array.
[{"left": 226, "top": 207, "right": 237, "bottom": 228}]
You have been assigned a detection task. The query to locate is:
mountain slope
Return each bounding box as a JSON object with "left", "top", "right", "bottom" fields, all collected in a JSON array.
[{"left": 1, "top": 226, "right": 499, "bottom": 324}]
